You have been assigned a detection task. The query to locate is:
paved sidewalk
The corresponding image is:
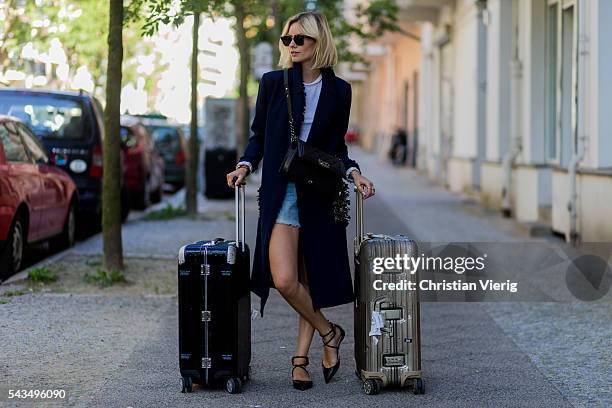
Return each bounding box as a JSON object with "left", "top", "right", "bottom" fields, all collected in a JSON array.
[
  {"left": 350, "top": 147, "right": 612, "bottom": 408},
  {"left": 1, "top": 147, "right": 609, "bottom": 407},
  {"left": 83, "top": 148, "right": 601, "bottom": 407}
]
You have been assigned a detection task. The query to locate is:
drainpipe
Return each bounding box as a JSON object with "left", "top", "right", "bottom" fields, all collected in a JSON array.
[
  {"left": 567, "top": 137, "right": 585, "bottom": 246},
  {"left": 501, "top": 1, "right": 522, "bottom": 217},
  {"left": 568, "top": 2, "right": 587, "bottom": 246}
]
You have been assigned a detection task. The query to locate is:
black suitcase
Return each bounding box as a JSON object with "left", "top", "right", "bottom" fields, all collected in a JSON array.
[
  {"left": 204, "top": 148, "right": 237, "bottom": 199},
  {"left": 178, "top": 184, "right": 251, "bottom": 394}
]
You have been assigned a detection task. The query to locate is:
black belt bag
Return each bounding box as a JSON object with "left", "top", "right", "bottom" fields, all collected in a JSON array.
[{"left": 278, "top": 69, "right": 345, "bottom": 197}]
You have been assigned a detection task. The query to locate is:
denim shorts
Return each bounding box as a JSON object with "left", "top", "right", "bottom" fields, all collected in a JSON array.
[{"left": 275, "top": 181, "right": 300, "bottom": 228}]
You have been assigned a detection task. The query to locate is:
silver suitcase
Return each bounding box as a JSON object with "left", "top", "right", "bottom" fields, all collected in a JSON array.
[{"left": 353, "top": 187, "right": 424, "bottom": 395}]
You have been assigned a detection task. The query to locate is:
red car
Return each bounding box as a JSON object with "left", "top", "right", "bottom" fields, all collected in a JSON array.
[
  {"left": 0, "top": 115, "right": 77, "bottom": 278},
  {"left": 120, "top": 116, "right": 165, "bottom": 209},
  {"left": 345, "top": 124, "right": 360, "bottom": 144}
]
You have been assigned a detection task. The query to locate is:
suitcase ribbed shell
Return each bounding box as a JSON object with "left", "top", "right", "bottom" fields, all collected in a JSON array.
[{"left": 354, "top": 233, "right": 422, "bottom": 389}]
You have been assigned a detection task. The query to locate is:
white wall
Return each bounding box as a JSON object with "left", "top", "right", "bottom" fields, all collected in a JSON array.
[
  {"left": 485, "top": 0, "right": 512, "bottom": 162},
  {"left": 419, "top": 23, "right": 435, "bottom": 171},
  {"left": 518, "top": 0, "right": 546, "bottom": 165},
  {"left": 452, "top": 1, "right": 478, "bottom": 159}
]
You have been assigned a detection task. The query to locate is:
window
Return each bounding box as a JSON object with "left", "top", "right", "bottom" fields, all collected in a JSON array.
[
  {"left": 545, "top": 2, "right": 558, "bottom": 161},
  {"left": 0, "top": 94, "right": 89, "bottom": 140},
  {"left": 0, "top": 123, "right": 29, "bottom": 163},
  {"left": 17, "top": 123, "right": 48, "bottom": 164},
  {"left": 545, "top": 0, "right": 576, "bottom": 166}
]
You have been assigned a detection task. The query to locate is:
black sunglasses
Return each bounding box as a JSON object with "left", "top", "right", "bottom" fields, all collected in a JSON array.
[{"left": 280, "top": 34, "right": 315, "bottom": 46}]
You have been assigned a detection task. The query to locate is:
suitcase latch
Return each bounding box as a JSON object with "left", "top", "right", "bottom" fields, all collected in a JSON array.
[
  {"left": 383, "top": 354, "right": 405, "bottom": 367},
  {"left": 201, "top": 310, "right": 211, "bottom": 322},
  {"left": 201, "top": 358, "right": 212, "bottom": 369},
  {"left": 201, "top": 264, "right": 211, "bottom": 276}
]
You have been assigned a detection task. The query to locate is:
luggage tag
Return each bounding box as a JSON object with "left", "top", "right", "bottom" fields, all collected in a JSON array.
[
  {"left": 227, "top": 243, "right": 236, "bottom": 265},
  {"left": 178, "top": 244, "right": 187, "bottom": 265},
  {"left": 369, "top": 311, "right": 386, "bottom": 346}
]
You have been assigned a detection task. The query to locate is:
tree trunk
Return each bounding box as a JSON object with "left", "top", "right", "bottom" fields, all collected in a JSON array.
[
  {"left": 234, "top": 1, "right": 250, "bottom": 153},
  {"left": 102, "top": 0, "right": 124, "bottom": 271},
  {"left": 271, "top": 0, "right": 280, "bottom": 67},
  {"left": 186, "top": 12, "right": 200, "bottom": 215}
]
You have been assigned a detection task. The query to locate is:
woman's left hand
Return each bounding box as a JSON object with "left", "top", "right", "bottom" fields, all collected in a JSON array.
[{"left": 352, "top": 172, "right": 375, "bottom": 199}]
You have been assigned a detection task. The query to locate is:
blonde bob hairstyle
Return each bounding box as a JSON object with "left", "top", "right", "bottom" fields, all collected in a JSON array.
[{"left": 278, "top": 11, "right": 338, "bottom": 69}]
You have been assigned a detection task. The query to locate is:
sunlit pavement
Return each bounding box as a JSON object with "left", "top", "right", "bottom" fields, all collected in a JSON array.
[{"left": 1, "top": 147, "right": 609, "bottom": 407}]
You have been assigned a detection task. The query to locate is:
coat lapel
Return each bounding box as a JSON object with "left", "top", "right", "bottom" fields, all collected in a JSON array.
[
  {"left": 289, "top": 62, "right": 337, "bottom": 148},
  {"left": 289, "top": 62, "right": 305, "bottom": 136}
]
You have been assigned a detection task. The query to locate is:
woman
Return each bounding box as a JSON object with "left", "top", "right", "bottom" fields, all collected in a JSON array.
[{"left": 226, "top": 11, "right": 375, "bottom": 390}]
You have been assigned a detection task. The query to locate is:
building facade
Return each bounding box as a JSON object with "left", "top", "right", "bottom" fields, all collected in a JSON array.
[{"left": 352, "top": 0, "right": 612, "bottom": 243}]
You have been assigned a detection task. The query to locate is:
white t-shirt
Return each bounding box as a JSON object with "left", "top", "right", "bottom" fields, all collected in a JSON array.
[
  {"left": 299, "top": 72, "right": 323, "bottom": 142},
  {"left": 236, "top": 70, "right": 360, "bottom": 180}
]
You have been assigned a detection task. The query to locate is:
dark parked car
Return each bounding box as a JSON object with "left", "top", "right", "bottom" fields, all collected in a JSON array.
[
  {"left": 120, "top": 115, "right": 165, "bottom": 209},
  {"left": 138, "top": 116, "right": 186, "bottom": 189},
  {"left": 0, "top": 88, "right": 129, "bottom": 229},
  {"left": 0, "top": 115, "right": 78, "bottom": 278}
]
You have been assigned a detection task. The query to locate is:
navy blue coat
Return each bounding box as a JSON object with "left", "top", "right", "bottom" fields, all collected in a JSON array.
[{"left": 239, "top": 61, "right": 360, "bottom": 316}]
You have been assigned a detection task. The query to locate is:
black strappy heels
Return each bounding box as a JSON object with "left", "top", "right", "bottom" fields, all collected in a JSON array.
[
  {"left": 291, "top": 355, "right": 313, "bottom": 391},
  {"left": 320, "top": 321, "right": 345, "bottom": 383}
]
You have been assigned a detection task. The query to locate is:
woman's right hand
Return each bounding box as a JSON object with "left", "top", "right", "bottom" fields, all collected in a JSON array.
[{"left": 226, "top": 167, "right": 249, "bottom": 188}]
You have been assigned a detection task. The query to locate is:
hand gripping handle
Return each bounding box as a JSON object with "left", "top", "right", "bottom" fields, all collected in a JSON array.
[
  {"left": 233, "top": 179, "right": 246, "bottom": 251},
  {"left": 354, "top": 185, "right": 364, "bottom": 248}
]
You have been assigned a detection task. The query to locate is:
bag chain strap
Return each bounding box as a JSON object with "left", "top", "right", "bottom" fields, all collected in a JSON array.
[{"left": 284, "top": 69, "right": 298, "bottom": 145}]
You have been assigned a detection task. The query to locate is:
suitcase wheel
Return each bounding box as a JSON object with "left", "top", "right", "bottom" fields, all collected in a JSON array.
[
  {"left": 181, "top": 376, "right": 193, "bottom": 393},
  {"left": 363, "top": 379, "right": 381, "bottom": 395},
  {"left": 413, "top": 378, "right": 424, "bottom": 395},
  {"left": 226, "top": 377, "right": 242, "bottom": 394}
]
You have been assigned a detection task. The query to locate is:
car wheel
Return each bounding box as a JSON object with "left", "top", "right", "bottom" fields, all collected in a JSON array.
[
  {"left": 50, "top": 201, "right": 76, "bottom": 251},
  {"left": 1, "top": 214, "right": 25, "bottom": 280}
]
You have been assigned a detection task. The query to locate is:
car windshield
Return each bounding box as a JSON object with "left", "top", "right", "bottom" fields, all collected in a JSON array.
[
  {"left": 149, "top": 126, "right": 181, "bottom": 150},
  {"left": 0, "top": 94, "right": 87, "bottom": 140}
]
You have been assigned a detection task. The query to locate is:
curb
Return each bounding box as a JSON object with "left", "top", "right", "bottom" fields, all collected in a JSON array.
[
  {"left": 2, "top": 247, "right": 72, "bottom": 286},
  {"left": 1, "top": 188, "right": 185, "bottom": 287}
]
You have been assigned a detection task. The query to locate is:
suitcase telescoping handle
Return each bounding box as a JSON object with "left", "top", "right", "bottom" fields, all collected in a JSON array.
[
  {"left": 354, "top": 185, "right": 365, "bottom": 247},
  {"left": 234, "top": 179, "right": 246, "bottom": 251}
]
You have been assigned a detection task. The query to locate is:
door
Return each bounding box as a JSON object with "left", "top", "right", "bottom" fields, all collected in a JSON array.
[
  {"left": 17, "top": 123, "right": 63, "bottom": 236},
  {"left": 0, "top": 121, "right": 43, "bottom": 241},
  {"left": 142, "top": 125, "right": 163, "bottom": 191}
]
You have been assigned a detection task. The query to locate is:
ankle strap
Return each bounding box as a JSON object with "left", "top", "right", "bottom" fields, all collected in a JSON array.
[
  {"left": 320, "top": 321, "right": 335, "bottom": 337},
  {"left": 291, "top": 355, "right": 309, "bottom": 366},
  {"left": 320, "top": 323, "right": 336, "bottom": 346}
]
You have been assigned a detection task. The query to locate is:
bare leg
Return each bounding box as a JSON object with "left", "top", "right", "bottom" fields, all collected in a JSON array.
[
  {"left": 298, "top": 253, "right": 342, "bottom": 369},
  {"left": 294, "top": 253, "right": 314, "bottom": 381},
  {"left": 269, "top": 224, "right": 343, "bottom": 371}
]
